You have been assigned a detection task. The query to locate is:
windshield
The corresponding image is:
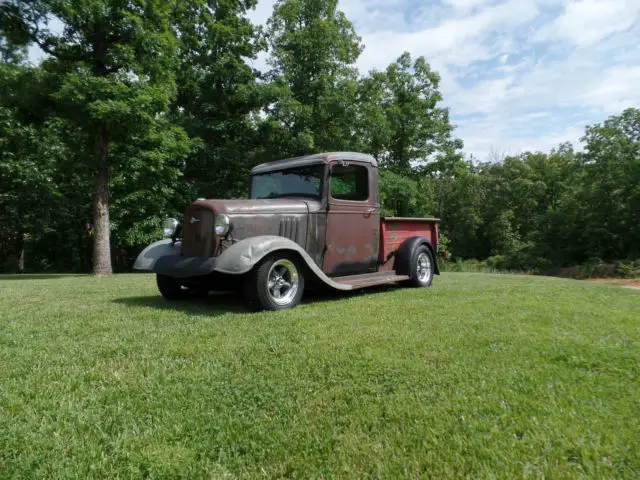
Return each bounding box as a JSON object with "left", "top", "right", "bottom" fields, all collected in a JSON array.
[{"left": 250, "top": 165, "right": 325, "bottom": 199}]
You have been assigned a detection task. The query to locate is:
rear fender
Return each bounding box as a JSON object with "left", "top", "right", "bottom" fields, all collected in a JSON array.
[
  {"left": 394, "top": 236, "right": 440, "bottom": 276},
  {"left": 133, "top": 239, "right": 182, "bottom": 272},
  {"left": 214, "top": 235, "right": 352, "bottom": 290}
]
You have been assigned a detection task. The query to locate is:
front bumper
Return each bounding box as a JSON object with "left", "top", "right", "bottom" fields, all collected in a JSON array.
[
  {"left": 153, "top": 255, "right": 218, "bottom": 279},
  {"left": 133, "top": 239, "right": 218, "bottom": 279}
]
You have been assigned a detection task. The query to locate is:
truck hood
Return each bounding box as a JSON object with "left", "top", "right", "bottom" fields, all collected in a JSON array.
[
  {"left": 184, "top": 198, "right": 323, "bottom": 251},
  {"left": 190, "top": 198, "right": 319, "bottom": 215}
]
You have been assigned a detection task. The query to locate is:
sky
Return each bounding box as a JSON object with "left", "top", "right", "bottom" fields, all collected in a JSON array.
[
  {"left": 247, "top": 0, "right": 640, "bottom": 161},
  {"left": 28, "top": 0, "right": 640, "bottom": 161}
]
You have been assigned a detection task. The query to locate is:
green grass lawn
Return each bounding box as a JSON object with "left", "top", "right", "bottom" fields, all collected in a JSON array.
[{"left": 0, "top": 273, "right": 638, "bottom": 478}]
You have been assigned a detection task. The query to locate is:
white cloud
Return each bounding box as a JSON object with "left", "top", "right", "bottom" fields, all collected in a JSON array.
[
  {"left": 535, "top": 0, "right": 640, "bottom": 47},
  {"left": 457, "top": 115, "right": 588, "bottom": 160},
  {"left": 357, "top": 0, "right": 540, "bottom": 74},
  {"left": 244, "top": 0, "right": 640, "bottom": 159},
  {"left": 442, "top": 0, "right": 495, "bottom": 13},
  {"left": 28, "top": 0, "right": 639, "bottom": 160},
  {"left": 357, "top": 0, "right": 640, "bottom": 158},
  {"left": 577, "top": 66, "right": 640, "bottom": 112},
  {"left": 449, "top": 76, "right": 517, "bottom": 115}
]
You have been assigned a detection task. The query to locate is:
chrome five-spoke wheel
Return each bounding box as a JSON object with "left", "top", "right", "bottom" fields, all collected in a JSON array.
[
  {"left": 416, "top": 251, "right": 432, "bottom": 283},
  {"left": 405, "top": 245, "right": 434, "bottom": 287},
  {"left": 246, "top": 253, "right": 305, "bottom": 311},
  {"left": 267, "top": 259, "right": 300, "bottom": 306}
]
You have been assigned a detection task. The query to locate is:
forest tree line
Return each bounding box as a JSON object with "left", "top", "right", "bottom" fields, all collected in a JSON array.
[{"left": 1, "top": 0, "right": 639, "bottom": 275}]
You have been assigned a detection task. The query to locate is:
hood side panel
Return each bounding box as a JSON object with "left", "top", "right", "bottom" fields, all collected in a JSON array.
[{"left": 230, "top": 214, "right": 308, "bottom": 248}]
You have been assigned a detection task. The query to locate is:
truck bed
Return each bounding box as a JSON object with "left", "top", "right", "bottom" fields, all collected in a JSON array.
[{"left": 379, "top": 216, "right": 439, "bottom": 266}]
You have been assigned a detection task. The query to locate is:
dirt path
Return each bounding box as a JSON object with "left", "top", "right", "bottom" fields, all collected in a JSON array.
[{"left": 585, "top": 278, "right": 640, "bottom": 290}]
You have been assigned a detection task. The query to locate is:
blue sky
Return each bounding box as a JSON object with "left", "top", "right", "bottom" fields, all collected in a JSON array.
[
  {"left": 29, "top": 0, "right": 640, "bottom": 161},
  {"left": 249, "top": 0, "right": 640, "bottom": 160}
]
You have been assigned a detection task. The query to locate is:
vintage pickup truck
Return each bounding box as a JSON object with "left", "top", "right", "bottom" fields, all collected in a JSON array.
[{"left": 134, "top": 152, "right": 440, "bottom": 310}]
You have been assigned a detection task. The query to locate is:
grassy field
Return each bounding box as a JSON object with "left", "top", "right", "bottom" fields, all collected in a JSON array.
[{"left": 0, "top": 273, "right": 638, "bottom": 479}]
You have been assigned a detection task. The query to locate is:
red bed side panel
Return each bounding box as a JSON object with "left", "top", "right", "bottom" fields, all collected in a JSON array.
[{"left": 379, "top": 218, "right": 439, "bottom": 265}]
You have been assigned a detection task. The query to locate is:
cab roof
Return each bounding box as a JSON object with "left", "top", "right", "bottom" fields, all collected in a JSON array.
[{"left": 250, "top": 152, "right": 377, "bottom": 175}]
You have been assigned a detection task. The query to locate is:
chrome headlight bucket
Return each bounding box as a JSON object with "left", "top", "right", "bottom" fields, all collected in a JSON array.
[
  {"left": 214, "top": 214, "right": 231, "bottom": 236},
  {"left": 163, "top": 218, "right": 179, "bottom": 238}
]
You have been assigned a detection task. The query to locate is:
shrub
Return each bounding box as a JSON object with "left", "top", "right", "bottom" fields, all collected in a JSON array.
[{"left": 615, "top": 260, "right": 640, "bottom": 278}]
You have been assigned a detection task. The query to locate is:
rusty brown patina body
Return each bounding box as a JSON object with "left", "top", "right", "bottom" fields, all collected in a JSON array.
[{"left": 134, "top": 152, "right": 440, "bottom": 310}]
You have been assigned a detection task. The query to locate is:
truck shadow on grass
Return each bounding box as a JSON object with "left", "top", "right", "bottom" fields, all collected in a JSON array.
[
  {"left": 114, "top": 292, "right": 249, "bottom": 316},
  {"left": 113, "top": 285, "right": 401, "bottom": 316},
  {"left": 0, "top": 274, "right": 83, "bottom": 281}
]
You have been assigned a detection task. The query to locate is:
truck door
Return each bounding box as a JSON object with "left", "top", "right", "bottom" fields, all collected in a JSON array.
[{"left": 322, "top": 161, "right": 380, "bottom": 276}]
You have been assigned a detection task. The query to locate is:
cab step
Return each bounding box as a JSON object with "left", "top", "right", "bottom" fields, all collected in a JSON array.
[{"left": 331, "top": 271, "right": 410, "bottom": 290}]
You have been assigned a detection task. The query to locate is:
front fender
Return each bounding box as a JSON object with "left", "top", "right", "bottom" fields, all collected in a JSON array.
[
  {"left": 214, "top": 236, "right": 352, "bottom": 290},
  {"left": 133, "top": 239, "right": 182, "bottom": 271}
]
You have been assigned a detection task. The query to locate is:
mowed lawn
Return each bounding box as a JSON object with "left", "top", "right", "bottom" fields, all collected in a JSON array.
[{"left": 0, "top": 273, "right": 638, "bottom": 479}]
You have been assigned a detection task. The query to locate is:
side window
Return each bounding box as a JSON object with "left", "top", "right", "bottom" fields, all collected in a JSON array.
[{"left": 330, "top": 164, "right": 369, "bottom": 201}]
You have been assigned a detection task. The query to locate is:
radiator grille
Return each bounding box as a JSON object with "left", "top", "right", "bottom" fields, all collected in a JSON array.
[{"left": 181, "top": 207, "right": 215, "bottom": 257}]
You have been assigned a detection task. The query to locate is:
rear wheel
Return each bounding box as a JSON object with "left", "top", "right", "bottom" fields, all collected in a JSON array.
[
  {"left": 156, "top": 274, "right": 208, "bottom": 300},
  {"left": 245, "top": 253, "right": 305, "bottom": 311},
  {"left": 405, "top": 246, "right": 434, "bottom": 288}
]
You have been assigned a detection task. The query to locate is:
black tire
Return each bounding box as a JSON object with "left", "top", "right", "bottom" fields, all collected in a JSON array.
[
  {"left": 404, "top": 245, "right": 434, "bottom": 288},
  {"left": 157, "top": 274, "right": 186, "bottom": 300},
  {"left": 156, "top": 274, "right": 209, "bottom": 300},
  {"left": 185, "top": 285, "right": 210, "bottom": 299},
  {"left": 244, "top": 253, "right": 305, "bottom": 311}
]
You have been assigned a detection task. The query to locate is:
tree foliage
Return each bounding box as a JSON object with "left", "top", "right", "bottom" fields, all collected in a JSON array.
[
  {"left": 0, "top": 1, "right": 638, "bottom": 274},
  {"left": 262, "top": 0, "right": 362, "bottom": 156},
  {"left": 357, "top": 52, "right": 464, "bottom": 177},
  {"left": 170, "top": 0, "right": 265, "bottom": 201},
  {"left": 1, "top": 0, "right": 189, "bottom": 275},
  {"left": 430, "top": 119, "right": 640, "bottom": 271}
]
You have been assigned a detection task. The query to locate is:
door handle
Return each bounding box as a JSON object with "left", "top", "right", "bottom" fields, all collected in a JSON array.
[{"left": 364, "top": 208, "right": 375, "bottom": 218}]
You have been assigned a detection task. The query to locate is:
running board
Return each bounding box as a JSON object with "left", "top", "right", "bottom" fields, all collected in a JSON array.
[{"left": 331, "top": 271, "right": 410, "bottom": 290}]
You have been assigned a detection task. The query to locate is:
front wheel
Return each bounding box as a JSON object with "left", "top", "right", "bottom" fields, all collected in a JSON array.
[
  {"left": 405, "top": 246, "right": 434, "bottom": 288},
  {"left": 245, "top": 253, "right": 305, "bottom": 311},
  {"left": 156, "top": 274, "right": 208, "bottom": 300}
]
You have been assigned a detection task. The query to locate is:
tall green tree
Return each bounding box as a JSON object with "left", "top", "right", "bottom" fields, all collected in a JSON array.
[
  {"left": 577, "top": 108, "right": 640, "bottom": 260},
  {"left": 432, "top": 168, "right": 484, "bottom": 259},
  {"left": 263, "top": 0, "right": 363, "bottom": 156},
  {"left": 170, "top": 0, "right": 266, "bottom": 200},
  {"left": 357, "top": 52, "right": 464, "bottom": 177},
  {"left": 0, "top": 76, "right": 51, "bottom": 270},
  {"left": 0, "top": 60, "right": 90, "bottom": 273},
  {"left": 2, "top": 0, "right": 188, "bottom": 275}
]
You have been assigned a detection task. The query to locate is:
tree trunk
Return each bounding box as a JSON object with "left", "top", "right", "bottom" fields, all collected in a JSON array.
[
  {"left": 91, "top": 123, "right": 113, "bottom": 276},
  {"left": 16, "top": 235, "right": 24, "bottom": 273}
]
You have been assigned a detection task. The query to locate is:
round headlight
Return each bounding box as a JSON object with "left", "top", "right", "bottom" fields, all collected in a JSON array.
[
  {"left": 214, "top": 214, "right": 231, "bottom": 236},
  {"left": 163, "top": 218, "right": 179, "bottom": 238}
]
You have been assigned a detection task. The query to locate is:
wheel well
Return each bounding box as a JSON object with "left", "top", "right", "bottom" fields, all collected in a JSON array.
[
  {"left": 394, "top": 237, "right": 440, "bottom": 276},
  {"left": 248, "top": 248, "right": 326, "bottom": 290}
]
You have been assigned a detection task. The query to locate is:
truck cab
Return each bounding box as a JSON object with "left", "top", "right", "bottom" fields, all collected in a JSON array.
[{"left": 134, "top": 152, "right": 440, "bottom": 310}]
